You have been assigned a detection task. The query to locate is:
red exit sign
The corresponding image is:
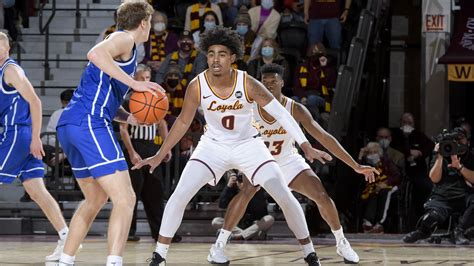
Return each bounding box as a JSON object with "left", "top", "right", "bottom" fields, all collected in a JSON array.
[{"left": 425, "top": 14, "right": 447, "bottom": 32}]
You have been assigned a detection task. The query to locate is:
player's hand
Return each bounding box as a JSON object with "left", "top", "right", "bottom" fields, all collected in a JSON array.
[
  {"left": 300, "top": 142, "right": 333, "bottom": 164},
  {"left": 30, "top": 137, "right": 45, "bottom": 160},
  {"left": 131, "top": 80, "right": 165, "bottom": 97},
  {"left": 126, "top": 114, "right": 140, "bottom": 126},
  {"left": 340, "top": 10, "right": 349, "bottom": 23},
  {"left": 355, "top": 164, "right": 379, "bottom": 183},
  {"left": 132, "top": 153, "right": 163, "bottom": 173},
  {"left": 129, "top": 151, "right": 142, "bottom": 165},
  {"left": 163, "top": 151, "right": 172, "bottom": 163}
]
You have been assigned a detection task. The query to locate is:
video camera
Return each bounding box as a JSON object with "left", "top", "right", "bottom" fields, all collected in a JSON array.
[{"left": 434, "top": 128, "right": 468, "bottom": 157}]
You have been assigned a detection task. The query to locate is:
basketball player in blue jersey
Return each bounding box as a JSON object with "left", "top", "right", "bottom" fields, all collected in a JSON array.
[
  {"left": 55, "top": 2, "right": 160, "bottom": 266},
  {"left": 0, "top": 32, "right": 70, "bottom": 261},
  {"left": 134, "top": 27, "right": 373, "bottom": 266}
]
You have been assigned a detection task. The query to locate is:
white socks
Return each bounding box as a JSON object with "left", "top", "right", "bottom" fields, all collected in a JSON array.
[
  {"left": 216, "top": 229, "right": 232, "bottom": 246},
  {"left": 58, "top": 227, "right": 69, "bottom": 241},
  {"left": 59, "top": 253, "right": 75, "bottom": 265},
  {"left": 301, "top": 242, "right": 315, "bottom": 257},
  {"left": 155, "top": 242, "right": 170, "bottom": 259},
  {"left": 332, "top": 227, "right": 345, "bottom": 244},
  {"left": 106, "top": 255, "right": 123, "bottom": 266}
]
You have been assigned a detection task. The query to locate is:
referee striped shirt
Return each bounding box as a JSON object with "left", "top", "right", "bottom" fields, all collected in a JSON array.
[{"left": 130, "top": 124, "right": 157, "bottom": 141}]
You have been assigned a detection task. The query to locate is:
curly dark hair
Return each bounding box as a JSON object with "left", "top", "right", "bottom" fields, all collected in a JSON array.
[
  {"left": 260, "top": 63, "right": 285, "bottom": 78},
  {"left": 199, "top": 26, "right": 243, "bottom": 59}
]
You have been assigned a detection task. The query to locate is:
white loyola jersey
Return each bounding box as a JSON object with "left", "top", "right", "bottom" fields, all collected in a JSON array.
[
  {"left": 198, "top": 69, "right": 258, "bottom": 142},
  {"left": 254, "top": 96, "right": 298, "bottom": 162}
]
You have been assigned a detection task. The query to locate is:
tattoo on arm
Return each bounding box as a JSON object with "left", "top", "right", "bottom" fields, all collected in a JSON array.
[{"left": 248, "top": 77, "right": 273, "bottom": 105}]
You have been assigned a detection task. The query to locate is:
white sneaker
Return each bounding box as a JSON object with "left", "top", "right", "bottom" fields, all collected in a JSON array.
[
  {"left": 207, "top": 242, "right": 229, "bottom": 264},
  {"left": 336, "top": 238, "right": 359, "bottom": 264},
  {"left": 45, "top": 240, "right": 64, "bottom": 261}
]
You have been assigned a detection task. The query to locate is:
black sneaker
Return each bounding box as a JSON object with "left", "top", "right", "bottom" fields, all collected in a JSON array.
[
  {"left": 147, "top": 252, "right": 166, "bottom": 266},
  {"left": 402, "top": 230, "right": 430, "bottom": 243},
  {"left": 304, "top": 252, "right": 320, "bottom": 266}
]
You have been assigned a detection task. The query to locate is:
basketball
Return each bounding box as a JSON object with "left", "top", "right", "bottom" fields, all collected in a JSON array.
[{"left": 129, "top": 90, "right": 169, "bottom": 124}]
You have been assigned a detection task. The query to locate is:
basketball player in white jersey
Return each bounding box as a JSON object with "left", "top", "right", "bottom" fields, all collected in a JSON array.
[
  {"left": 211, "top": 63, "right": 378, "bottom": 264},
  {"left": 133, "top": 27, "right": 348, "bottom": 266}
]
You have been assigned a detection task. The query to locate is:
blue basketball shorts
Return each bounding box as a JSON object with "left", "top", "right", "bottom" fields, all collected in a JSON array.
[
  {"left": 0, "top": 125, "right": 44, "bottom": 183},
  {"left": 57, "top": 115, "right": 127, "bottom": 179}
]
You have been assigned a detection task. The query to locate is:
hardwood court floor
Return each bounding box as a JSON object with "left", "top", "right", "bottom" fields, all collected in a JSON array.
[{"left": 0, "top": 236, "right": 473, "bottom": 265}]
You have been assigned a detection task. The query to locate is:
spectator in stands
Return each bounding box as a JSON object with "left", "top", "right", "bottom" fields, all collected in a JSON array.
[
  {"left": 247, "top": 38, "right": 289, "bottom": 84},
  {"left": 184, "top": 0, "right": 223, "bottom": 34},
  {"left": 304, "top": 0, "right": 351, "bottom": 49},
  {"left": 390, "top": 113, "right": 434, "bottom": 224},
  {"left": 119, "top": 64, "right": 180, "bottom": 243},
  {"left": 155, "top": 30, "right": 207, "bottom": 85},
  {"left": 403, "top": 127, "right": 473, "bottom": 245},
  {"left": 233, "top": 7, "right": 256, "bottom": 64},
  {"left": 248, "top": 0, "right": 281, "bottom": 40},
  {"left": 192, "top": 10, "right": 220, "bottom": 50},
  {"left": 359, "top": 142, "right": 401, "bottom": 234},
  {"left": 212, "top": 0, "right": 238, "bottom": 27},
  {"left": 42, "top": 89, "right": 74, "bottom": 167},
  {"left": 293, "top": 43, "right": 336, "bottom": 122},
  {"left": 280, "top": 0, "right": 304, "bottom": 24},
  {"left": 141, "top": 11, "right": 179, "bottom": 73},
  {"left": 161, "top": 63, "right": 184, "bottom": 117},
  {"left": 212, "top": 170, "right": 274, "bottom": 240},
  {"left": 376, "top": 127, "right": 406, "bottom": 176}
]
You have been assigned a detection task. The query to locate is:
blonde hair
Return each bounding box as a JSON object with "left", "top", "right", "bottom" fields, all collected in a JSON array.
[
  {"left": 136, "top": 64, "right": 151, "bottom": 73},
  {"left": 116, "top": 1, "right": 154, "bottom": 30}
]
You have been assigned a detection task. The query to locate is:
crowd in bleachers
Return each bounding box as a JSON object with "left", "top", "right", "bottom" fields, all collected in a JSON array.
[{"left": 29, "top": 0, "right": 474, "bottom": 243}]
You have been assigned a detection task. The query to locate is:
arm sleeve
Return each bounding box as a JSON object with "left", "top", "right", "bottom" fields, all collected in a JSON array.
[{"left": 262, "top": 99, "right": 308, "bottom": 145}]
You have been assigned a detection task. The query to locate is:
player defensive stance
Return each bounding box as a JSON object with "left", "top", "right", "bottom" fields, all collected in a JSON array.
[
  {"left": 134, "top": 27, "right": 339, "bottom": 266},
  {"left": 0, "top": 32, "right": 70, "bottom": 261},
  {"left": 56, "top": 2, "right": 160, "bottom": 266},
  {"left": 211, "top": 63, "right": 378, "bottom": 264}
]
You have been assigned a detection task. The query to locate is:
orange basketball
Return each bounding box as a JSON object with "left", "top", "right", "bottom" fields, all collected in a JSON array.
[{"left": 129, "top": 91, "right": 169, "bottom": 124}]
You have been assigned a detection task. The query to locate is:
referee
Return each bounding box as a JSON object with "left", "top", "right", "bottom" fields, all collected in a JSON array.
[{"left": 119, "top": 64, "right": 176, "bottom": 242}]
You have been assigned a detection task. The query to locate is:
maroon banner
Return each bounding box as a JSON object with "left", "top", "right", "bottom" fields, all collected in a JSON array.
[{"left": 438, "top": 0, "right": 474, "bottom": 64}]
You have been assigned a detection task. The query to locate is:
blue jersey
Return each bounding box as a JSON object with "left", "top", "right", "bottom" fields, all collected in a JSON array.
[
  {"left": 0, "top": 58, "right": 31, "bottom": 128},
  {"left": 58, "top": 44, "right": 137, "bottom": 126}
]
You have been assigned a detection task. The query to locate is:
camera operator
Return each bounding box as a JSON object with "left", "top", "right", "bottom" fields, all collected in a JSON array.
[
  {"left": 211, "top": 170, "right": 274, "bottom": 240},
  {"left": 403, "top": 127, "right": 474, "bottom": 245}
]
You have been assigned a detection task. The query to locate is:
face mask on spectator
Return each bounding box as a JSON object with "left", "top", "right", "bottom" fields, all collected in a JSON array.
[
  {"left": 401, "top": 125, "right": 414, "bottom": 134},
  {"left": 261, "top": 46, "right": 274, "bottom": 57},
  {"left": 379, "top": 139, "right": 390, "bottom": 149},
  {"left": 153, "top": 22, "right": 166, "bottom": 33},
  {"left": 261, "top": 0, "right": 274, "bottom": 10},
  {"left": 204, "top": 21, "right": 216, "bottom": 31},
  {"left": 167, "top": 78, "right": 180, "bottom": 88},
  {"left": 236, "top": 25, "right": 248, "bottom": 35},
  {"left": 366, "top": 154, "right": 381, "bottom": 166}
]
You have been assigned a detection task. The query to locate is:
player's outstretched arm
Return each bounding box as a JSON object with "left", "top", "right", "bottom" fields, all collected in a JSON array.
[
  {"left": 87, "top": 32, "right": 162, "bottom": 96},
  {"left": 4, "top": 65, "right": 45, "bottom": 159},
  {"left": 293, "top": 102, "right": 378, "bottom": 182},
  {"left": 132, "top": 79, "right": 200, "bottom": 172},
  {"left": 246, "top": 75, "right": 331, "bottom": 164}
]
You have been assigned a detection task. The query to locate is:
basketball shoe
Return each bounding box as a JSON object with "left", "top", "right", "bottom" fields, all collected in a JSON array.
[
  {"left": 147, "top": 252, "right": 166, "bottom": 266},
  {"left": 304, "top": 252, "right": 320, "bottom": 265},
  {"left": 336, "top": 238, "right": 359, "bottom": 264},
  {"left": 207, "top": 241, "right": 229, "bottom": 264}
]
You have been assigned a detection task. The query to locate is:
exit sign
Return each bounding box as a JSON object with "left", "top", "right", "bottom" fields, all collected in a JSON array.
[{"left": 423, "top": 14, "right": 450, "bottom": 32}]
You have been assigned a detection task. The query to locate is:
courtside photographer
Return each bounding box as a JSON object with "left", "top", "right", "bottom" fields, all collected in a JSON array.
[{"left": 403, "top": 127, "right": 474, "bottom": 245}]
